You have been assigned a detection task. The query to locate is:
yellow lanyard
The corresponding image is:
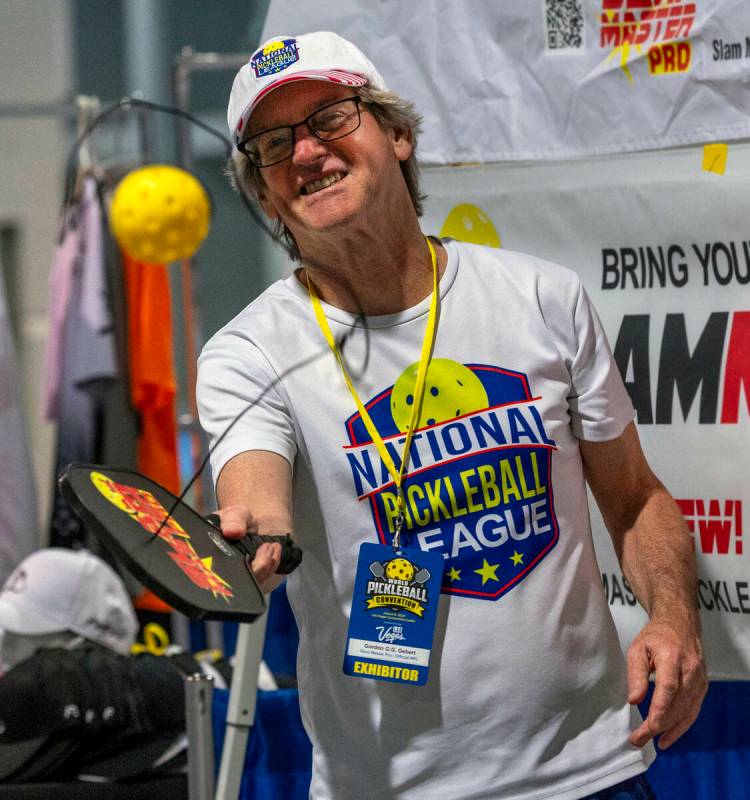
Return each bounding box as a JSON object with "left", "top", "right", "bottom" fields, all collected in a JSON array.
[{"left": 307, "top": 237, "right": 439, "bottom": 549}]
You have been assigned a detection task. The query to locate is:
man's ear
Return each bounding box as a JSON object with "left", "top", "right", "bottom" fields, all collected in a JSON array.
[
  {"left": 391, "top": 127, "right": 414, "bottom": 162},
  {"left": 258, "top": 191, "right": 280, "bottom": 221},
  {"left": 250, "top": 169, "right": 280, "bottom": 220}
]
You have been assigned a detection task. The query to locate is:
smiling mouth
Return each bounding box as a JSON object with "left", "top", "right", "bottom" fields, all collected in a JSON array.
[{"left": 301, "top": 172, "right": 346, "bottom": 196}]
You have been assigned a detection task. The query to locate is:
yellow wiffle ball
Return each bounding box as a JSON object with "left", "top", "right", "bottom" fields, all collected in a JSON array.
[{"left": 110, "top": 165, "right": 211, "bottom": 263}]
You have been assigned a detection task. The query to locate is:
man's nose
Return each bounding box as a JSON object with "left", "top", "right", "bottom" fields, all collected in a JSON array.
[{"left": 291, "top": 123, "right": 328, "bottom": 165}]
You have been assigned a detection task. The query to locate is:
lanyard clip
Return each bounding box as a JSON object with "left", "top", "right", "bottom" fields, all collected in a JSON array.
[{"left": 392, "top": 512, "right": 405, "bottom": 552}]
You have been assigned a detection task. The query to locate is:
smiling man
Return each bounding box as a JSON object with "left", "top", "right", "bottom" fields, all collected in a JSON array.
[{"left": 197, "top": 31, "right": 706, "bottom": 800}]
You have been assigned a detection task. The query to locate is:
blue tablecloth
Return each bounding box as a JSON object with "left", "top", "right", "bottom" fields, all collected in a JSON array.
[
  {"left": 212, "top": 680, "right": 750, "bottom": 800},
  {"left": 643, "top": 680, "right": 750, "bottom": 800}
]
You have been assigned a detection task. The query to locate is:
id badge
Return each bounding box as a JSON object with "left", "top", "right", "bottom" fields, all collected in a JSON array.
[{"left": 343, "top": 542, "right": 443, "bottom": 686}]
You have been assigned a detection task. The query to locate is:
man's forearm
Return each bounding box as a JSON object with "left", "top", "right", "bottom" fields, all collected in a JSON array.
[
  {"left": 214, "top": 449, "right": 294, "bottom": 593},
  {"left": 580, "top": 423, "right": 708, "bottom": 748},
  {"left": 615, "top": 482, "right": 700, "bottom": 626}
]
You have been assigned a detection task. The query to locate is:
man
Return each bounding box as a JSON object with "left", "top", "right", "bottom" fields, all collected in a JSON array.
[{"left": 197, "top": 31, "right": 706, "bottom": 799}]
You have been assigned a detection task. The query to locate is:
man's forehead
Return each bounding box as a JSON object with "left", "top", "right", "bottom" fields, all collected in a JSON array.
[{"left": 249, "top": 81, "right": 358, "bottom": 132}]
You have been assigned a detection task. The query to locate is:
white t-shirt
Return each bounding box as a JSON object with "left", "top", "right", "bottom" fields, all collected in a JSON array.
[{"left": 197, "top": 240, "right": 655, "bottom": 800}]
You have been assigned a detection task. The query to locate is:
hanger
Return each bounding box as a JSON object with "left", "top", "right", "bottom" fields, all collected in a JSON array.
[{"left": 71, "top": 95, "right": 105, "bottom": 203}]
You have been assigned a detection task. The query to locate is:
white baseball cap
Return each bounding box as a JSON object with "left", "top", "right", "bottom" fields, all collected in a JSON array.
[
  {"left": 0, "top": 549, "right": 137, "bottom": 655},
  {"left": 228, "top": 31, "right": 388, "bottom": 144}
]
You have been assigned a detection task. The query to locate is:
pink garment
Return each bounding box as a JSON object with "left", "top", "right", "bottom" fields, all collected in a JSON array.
[{"left": 43, "top": 178, "right": 104, "bottom": 420}]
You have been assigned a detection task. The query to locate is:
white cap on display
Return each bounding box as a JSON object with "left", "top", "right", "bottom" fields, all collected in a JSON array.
[
  {"left": 0, "top": 549, "right": 137, "bottom": 655},
  {"left": 228, "top": 31, "right": 387, "bottom": 144}
]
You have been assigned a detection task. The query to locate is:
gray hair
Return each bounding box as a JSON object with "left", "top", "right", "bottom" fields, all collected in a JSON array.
[{"left": 226, "top": 86, "right": 425, "bottom": 261}]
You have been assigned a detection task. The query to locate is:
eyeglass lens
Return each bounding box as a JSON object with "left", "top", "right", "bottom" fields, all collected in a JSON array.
[{"left": 244, "top": 97, "right": 361, "bottom": 167}]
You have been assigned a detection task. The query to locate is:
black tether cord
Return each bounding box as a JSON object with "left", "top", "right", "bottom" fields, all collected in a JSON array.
[{"left": 61, "top": 96, "right": 285, "bottom": 258}]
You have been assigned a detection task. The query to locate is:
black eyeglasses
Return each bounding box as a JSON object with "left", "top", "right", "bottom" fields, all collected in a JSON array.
[{"left": 238, "top": 96, "right": 363, "bottom": 168}]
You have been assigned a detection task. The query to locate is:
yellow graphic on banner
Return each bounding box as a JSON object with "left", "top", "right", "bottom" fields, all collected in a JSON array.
[
  {"left": 440, "top": 204, "right": 501, "bottom": 248},
  {"left": 647, "top": 41, "right": 692, "bottom": 74},
  {"left": 605, "top": 38, "right": 641, "bottom": 83},
  {"left": 702, "top": 144, "right": 728, "bottom": 176}
]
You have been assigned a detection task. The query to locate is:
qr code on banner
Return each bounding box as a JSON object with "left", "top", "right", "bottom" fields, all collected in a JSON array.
[{"left": 544, "top": 0, "right": 584, "bottom": 51}]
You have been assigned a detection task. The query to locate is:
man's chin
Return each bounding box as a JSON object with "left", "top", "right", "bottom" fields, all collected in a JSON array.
[{"left": 290, "top": 205, "right": 360, "bottom": 237}]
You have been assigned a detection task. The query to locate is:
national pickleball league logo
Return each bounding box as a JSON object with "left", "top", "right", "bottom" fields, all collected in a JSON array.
[
  {"left": 250, "top": 38, "right": 300, "bottom": 78},
  {"left": 343, "top": 360, "right": 560, "bottom": 601}
]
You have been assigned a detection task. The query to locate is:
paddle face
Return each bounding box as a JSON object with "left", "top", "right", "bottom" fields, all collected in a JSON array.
[{"left": 59, "top": 463, "right": 266, "bottom": 623}]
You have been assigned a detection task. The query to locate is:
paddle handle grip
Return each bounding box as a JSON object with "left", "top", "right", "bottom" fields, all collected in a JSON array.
[
  {"left": 244, "top": 533, "right": 303, "bottom": 575},
  {"left": 205, "top": 515, "right": 302, "bottom": 575}
]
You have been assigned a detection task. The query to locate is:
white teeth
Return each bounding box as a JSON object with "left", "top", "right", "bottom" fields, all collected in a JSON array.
[{"left": 302, "top": 172, "right": 344, "bottom": 195}]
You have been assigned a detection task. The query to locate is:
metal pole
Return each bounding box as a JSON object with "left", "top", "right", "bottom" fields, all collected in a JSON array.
[
  {"left": 185, "top": 672, "right": 216, "bottom": 800},
  {"left": 172, "top": 46, "right": 210, "bottom": 513},
  {"left": 172, "top": 47, "right": 249, "bottom": 517},
  {"left": 215, "top": 611, "right": 269, "bottom": 800},
  {"left": 123, "top": 0, "right": 171, "bottom": 162}
]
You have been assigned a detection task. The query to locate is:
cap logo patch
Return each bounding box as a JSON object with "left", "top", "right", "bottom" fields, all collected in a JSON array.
[{"left": 250, "top": 37, "right": 300, "bottom": 78}]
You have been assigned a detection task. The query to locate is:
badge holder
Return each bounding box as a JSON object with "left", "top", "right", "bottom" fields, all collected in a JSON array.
[
  {"left": 343, "top": 513, "right": 443, "bottom": 686},
  {"left": 59, "top": 463, "right": 301, "bottom": 623}
]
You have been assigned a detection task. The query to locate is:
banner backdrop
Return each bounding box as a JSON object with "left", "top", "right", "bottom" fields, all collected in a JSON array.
[
  {"left": 418, "top": 142, "right": 750, "bottom": 678},
  {"left": 262, "top": 0, "right": 750, "bottom": 162}
]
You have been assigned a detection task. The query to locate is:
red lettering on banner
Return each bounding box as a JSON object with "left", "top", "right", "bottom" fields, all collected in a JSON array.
[
  {"left": 676, "top": 41, "right": 691, "bottom": 70},
  {"left": 721, "top": 311, "right": 750, "bottom": 423},
  {"left": 677, "top": 499, "right": 744, "bottom": 555},
  {"left": 614, "top": 309, "right": 750, "bottom": 425},
  {"left": 600, "top": 1, "right": 695, "bottom": 48},
  {"left": 647, "top": 47, "right": 661, "bottom": 72},
  {"left": 662, "top": 45, "right": 676, "bottom": 71},
  {"left": 699, "top": 500, "right": 732, "bottom": 555}
]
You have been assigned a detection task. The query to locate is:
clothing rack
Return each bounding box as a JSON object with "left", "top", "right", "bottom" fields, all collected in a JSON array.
[{"left": 64, "top": 94, "right": 190, "bottom": 658}]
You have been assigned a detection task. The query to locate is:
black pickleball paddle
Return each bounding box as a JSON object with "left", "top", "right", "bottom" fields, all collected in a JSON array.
[{"left": 59, "top": 463, "right": 301, "bottom": 623}]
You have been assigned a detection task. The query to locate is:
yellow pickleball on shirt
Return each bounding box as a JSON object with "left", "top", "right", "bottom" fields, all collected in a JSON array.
[
  {"left": 391, "top": 358, "right": 489, "bottom": 432},
  {"left": 440, "top": 203, "right": 501, "bottom": 248},
  {"left": 110, "top": 165, "right": 211, "bottom": 263}
]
